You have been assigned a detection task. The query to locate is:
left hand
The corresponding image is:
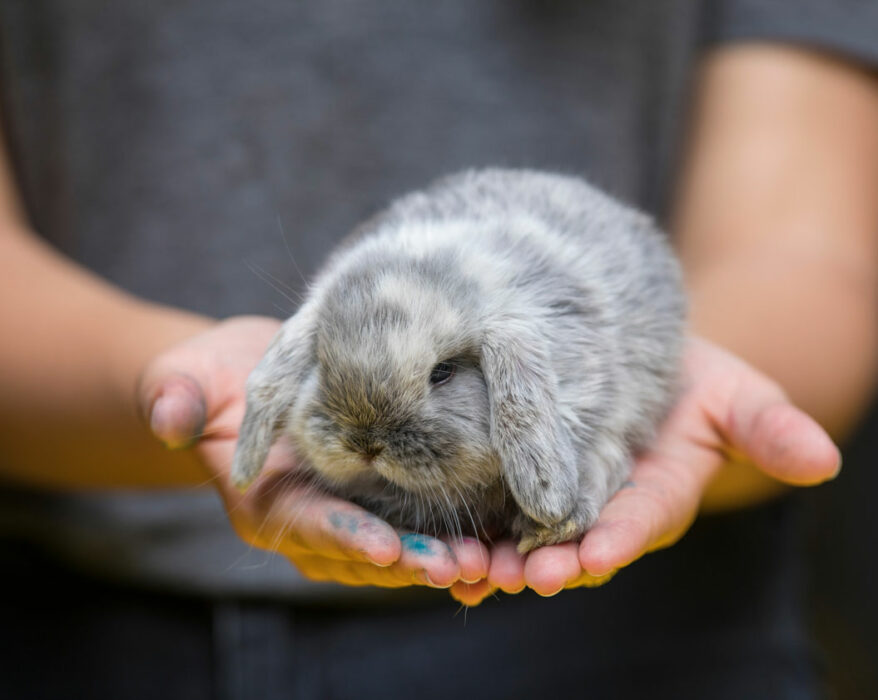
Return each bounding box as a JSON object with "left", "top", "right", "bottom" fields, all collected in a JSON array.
[
  {"left": 138, "top": 315, "right": 490, "bottom": 590},
  {"left": 450, "top": 336, "right": 841, "bottom": 606}
]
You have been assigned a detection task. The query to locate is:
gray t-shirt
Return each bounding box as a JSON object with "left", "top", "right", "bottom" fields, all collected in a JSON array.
[{"left": 1, "top": 0, "right": 876, "bottom": 596}]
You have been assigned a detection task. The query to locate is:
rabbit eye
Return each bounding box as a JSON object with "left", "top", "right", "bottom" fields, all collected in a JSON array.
[{"left": 429, "top": 361, "right": 455, "bottom": 386}]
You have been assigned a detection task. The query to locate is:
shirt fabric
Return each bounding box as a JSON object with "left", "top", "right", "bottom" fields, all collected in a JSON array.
[{"left": 0, "top": 0, "right": 876, "bottom": 671}]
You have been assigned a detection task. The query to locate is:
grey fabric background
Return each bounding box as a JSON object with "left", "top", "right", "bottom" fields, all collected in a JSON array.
[
  {"left": 0, "top": 10, "right": 877, "bottom": 696},
  {"left": 3, "top": 0, "right": 878, "bottom": 695}
]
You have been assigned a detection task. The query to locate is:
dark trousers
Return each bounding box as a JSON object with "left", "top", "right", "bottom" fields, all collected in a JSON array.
[{"left": 0, "top": 501, "right": 824, "bottom": 700}]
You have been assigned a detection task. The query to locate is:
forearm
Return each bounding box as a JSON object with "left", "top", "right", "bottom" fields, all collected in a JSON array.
[
  {"left": 672, "top": 45, "right": 878, "bottom": 510},
  {"left": 0, "top": 158, "right": 214, "bottom": 486}
]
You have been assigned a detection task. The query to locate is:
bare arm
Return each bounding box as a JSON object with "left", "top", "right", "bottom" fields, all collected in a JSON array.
[
  {"left": 0, "top": 123, "right": 482, "bottom": 588},
  {"left": 673, "top": 45, "right": 878, "bottom": 511},
  {"left": 0, "top": 129, "right": 213, "bottom": 487}
]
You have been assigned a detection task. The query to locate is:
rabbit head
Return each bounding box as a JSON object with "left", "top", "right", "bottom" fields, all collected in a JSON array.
[{"left": 232, "top": 222, "right": 580, "bottom": 533}]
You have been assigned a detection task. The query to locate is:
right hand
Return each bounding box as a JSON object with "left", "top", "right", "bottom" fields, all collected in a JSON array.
[
  {"left": 448, "top": 336, "right": 842, "bottom": 606},
  {"left": 137, "top": 315, "right": 489, "bottom": 590}
]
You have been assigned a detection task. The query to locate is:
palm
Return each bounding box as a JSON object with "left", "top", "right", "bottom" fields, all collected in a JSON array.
[
  {"left": 450, "top": 337, "right": 839, "bottom": 605},
  {"left": 140, "top": 316, "right": 489, "bottom": 590}
]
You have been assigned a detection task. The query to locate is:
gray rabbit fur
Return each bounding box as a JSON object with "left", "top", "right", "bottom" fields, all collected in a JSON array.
[{"left": 232, "top": 169, "right": 686, "bottom": 552}]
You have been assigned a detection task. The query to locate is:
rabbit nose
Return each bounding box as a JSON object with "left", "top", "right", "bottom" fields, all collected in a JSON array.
[
  {"left": 361, "top": 444, "right": 384, "bottom": 462},
  {"left": 346, "top": 433, "right": 385, "bottom": 461}
]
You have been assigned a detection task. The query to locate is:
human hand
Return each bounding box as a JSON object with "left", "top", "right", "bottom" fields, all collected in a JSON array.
[
  {"left": 449, "top": 336, "right": 841, "bottom": 606},
  {"left": 137, "top": 316, "right": 489, "bottom": 590}
]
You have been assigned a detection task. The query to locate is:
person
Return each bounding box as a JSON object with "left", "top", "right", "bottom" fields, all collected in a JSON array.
[{"left": 0, "top": 2, "right": 875, "bottom": 698}]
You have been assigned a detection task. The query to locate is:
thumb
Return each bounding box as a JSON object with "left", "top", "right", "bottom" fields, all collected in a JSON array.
[
  {"left": 140, "top": 373, "right": 207, "bottom": 450},
  {"left": 725, "top": 385, "right": 841, "bottom": 486}
]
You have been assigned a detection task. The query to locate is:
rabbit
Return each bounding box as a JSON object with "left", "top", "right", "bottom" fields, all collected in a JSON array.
[{"left": 231, "top": 169, "right": 686, "bottom": 553}]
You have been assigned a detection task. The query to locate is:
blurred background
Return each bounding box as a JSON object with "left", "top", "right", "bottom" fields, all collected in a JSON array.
[{"left": 807, "top": 402, "right": 878, "bottom": 699}]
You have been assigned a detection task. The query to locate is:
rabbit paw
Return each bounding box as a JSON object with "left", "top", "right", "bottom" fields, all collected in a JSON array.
[
  {"left": 514, "top": 498, "right": 599, "bottom": 554},
  {"left": 516, "top": 517, "right": 581, "bottom": 553}
]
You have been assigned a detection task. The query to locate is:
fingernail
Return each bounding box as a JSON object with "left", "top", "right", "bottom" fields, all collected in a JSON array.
[
  {"left": 830, "top": 452, "right": 843, "bottom": 480},
  {"left": 421, "top": 571, "right": 452, "bottom": 589},
  {"left": 460, "top": 576, "right": 482, "bottom": 584},
  {"left": 536, "top": 584, "right": 565, "bottom": 598},
  {"left": 149, "top": 384, "right": 205, "bottom": 450},
  {"left": 365, "top": 555, "right": 393, "bottom": 568},
  {"left": 150, "top": 396, "right": 195, "bottom": 449}
]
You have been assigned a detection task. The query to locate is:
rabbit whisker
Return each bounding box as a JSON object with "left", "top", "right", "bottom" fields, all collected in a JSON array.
[
  {"left": 245, "top": 259, "right": 300, "bottom": 311},
  {"left": 276, "top": 214, "right": 309, "bottom": 289}
]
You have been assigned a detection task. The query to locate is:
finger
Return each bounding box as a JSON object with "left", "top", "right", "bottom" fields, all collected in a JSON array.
[
  {"left": 296, "top": 550, "right": 460, "bottom": 590},
  {"left": 142, "top": 373, "right": 207, "bottom": 449},
  {"left": 245, "top": 480, "right": 402, "bottom": 566},
  {"left": 578, "top": 446, "right": 714, "bottom": 576},
  {"left": 292, "top": 554, "right": 416, "bottom": 588},
  {"left": 441, "top": 536, "right": 490, "bottom": 583},
  {"left": 524, "top": 541, "right": 582, "bottom": 597},
  {"left": 576, "top": 366, "right": 732, "bottom": 577},
  {"left": 217, "top": 437, "right": 403, "bottom": 567},
  {"left": 390, "top": 533, "right": 460, "bottom": 588},
  {"left": 692, "top": 339, "right": 841, "bottom": 484},
  {"left": 486, "top": 540, "right": 526, "bottom": 593},
  {"left": 449, "top": 580, "right": 497, "bottom": 606},
  {"left": 724, "top": 394, "right": 841, "bottom": 485}
]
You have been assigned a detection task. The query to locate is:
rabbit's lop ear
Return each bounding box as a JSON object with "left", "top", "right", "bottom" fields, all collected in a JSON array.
[
  {"left": 231, "top": 305, "right": 317, "bottom": 491},
  {"left": 481, "top": 321, "right": 578, "bottom": 526}
]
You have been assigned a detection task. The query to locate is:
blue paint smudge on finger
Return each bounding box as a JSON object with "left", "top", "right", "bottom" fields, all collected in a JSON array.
[
  {"left": 328, "top": 511, "right": 359, "bottom": 534},
  {"left": 400, "top": 533, "right": 433, "bottom": 556}
]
